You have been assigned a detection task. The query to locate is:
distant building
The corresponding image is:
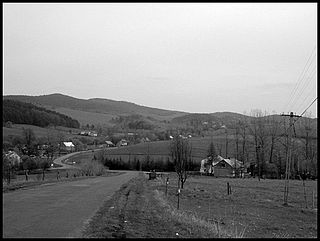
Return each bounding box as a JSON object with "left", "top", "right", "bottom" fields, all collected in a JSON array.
[
  {"left": 105, "top": 141, "right": 115, "bottom": 147},
  {"left": 200, "top": 155, "right": 244, "bottom": 177},
  {"left": 117, "top": 139, "right": 128, "bottom": 147},
  {"left": 62, "top": 142, "right": 75, "bottom": 152},
  {"left": 79, "top": 131, "right": 97, "bottom": 137},
  {"left": 140, "top": 137, "right": 150, "bottom": 143},
  {"left": 4, "top": 151, "right": 22, "bottom": 166}
]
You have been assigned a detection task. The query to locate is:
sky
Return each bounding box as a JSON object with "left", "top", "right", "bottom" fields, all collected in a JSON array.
[{"left": 3, "top": 3, "right": 317, "bottom": 117}]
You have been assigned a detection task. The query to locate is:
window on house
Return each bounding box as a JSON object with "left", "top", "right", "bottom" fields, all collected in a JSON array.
[{"left": 221, "top": 162, "right": 226, "bottom": 168}]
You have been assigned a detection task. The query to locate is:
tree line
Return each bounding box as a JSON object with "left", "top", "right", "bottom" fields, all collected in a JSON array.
[{"left": 3, "top": 99, "right": 80, "bottom": 128}]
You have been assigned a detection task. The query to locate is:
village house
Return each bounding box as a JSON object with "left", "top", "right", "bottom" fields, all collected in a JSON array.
[
  {"left": 200, "top": 155, "right": 244, "bottom": 177},
  {"left": 4, "top": 150, "right": 22, "bottom": 166},
  {"left": 105, "top": 141, "right": 115, "bottom": 147},
  {"left": 117, "top": 139, "right": 128, "bottom": 147},
  {"left": 61, "top": 141, "right": 75, "bottom": 152}
]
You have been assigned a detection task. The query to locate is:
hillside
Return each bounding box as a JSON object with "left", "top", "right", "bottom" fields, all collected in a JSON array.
[
  {"left": 3, "top": 99, "right": 80, "bottom": 128},
  {"left": 3, "top": 94, "right": 186, "bottom": 126},
  {"left": 3, "top": 94, "right": 317, "bottom": 138}
]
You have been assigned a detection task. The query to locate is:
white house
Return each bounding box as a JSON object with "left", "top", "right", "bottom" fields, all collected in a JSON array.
[
  {"left": 105, "top": 141, "right": 115, "bottom": 147},
  {"left": 200, "top": 155, "right": 243, "bottom": 177},
  {"left": 62, "top": 142, "right": 75, "bottom": 152},
  {"left": 5, "top": 151, "right": 22, "bottom": 166}
]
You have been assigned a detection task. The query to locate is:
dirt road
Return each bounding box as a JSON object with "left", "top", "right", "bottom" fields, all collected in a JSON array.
[{"left": 3, "top": 171, "right": 138, "bottom": 238}]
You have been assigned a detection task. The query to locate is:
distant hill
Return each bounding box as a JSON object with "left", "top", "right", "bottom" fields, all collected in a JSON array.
[
  {"left": 3, "top": 99, "right": 80, "bottom": 128},
  {"left": 3, "top": 94, "right": 317, "bottom": 137},
  {"left": 3, "top": 94, "right": 186, "bottom": 126}
]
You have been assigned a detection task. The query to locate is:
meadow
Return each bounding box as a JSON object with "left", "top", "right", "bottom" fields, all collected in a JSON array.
[
  {"left": 153, "top": 173, "right": 318, "bottom": 238},
  {"left": 102, "top": 135, "right": 255, "bottom": 166}
]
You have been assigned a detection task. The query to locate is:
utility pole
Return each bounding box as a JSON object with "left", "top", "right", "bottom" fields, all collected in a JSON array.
[{"left": 281, "top": 112, "right": 301, "bottom": 206}]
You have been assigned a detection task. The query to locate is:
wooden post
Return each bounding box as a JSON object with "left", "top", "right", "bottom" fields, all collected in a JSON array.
[
  {"left": 25, "top": 170, "right": 28, "bottom": 181},
  {"left": 227, "top": 182, "right": 230, "bottom": 195},
  {"left": 166, "top": 177, "right": 169, "bottom": 196},
  {"left": 303, "top": 179, "right": 307, "bottom": 208},
  {"left": 177, "top": 189, "right": 180, "bottom": 210},
  {"left": 312, "top": 190, "right": 314, "bottom": 209}
]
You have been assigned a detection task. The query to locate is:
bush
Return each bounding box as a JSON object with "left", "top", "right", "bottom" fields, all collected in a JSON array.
[{"left": 80, "top": 159, "right": 107, "bottom": 176}]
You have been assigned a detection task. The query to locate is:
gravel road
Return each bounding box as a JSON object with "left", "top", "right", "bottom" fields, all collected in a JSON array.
[{"left": 3, "top": 171, "right": 138, "bottom": 238}]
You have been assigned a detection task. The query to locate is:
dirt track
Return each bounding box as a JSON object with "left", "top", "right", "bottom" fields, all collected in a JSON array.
[{"left": 3, "top": 171, "right": 138, "bottom": 238}]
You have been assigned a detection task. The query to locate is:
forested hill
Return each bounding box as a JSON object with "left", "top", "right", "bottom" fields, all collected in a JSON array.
[{"left": 3, "top": 99, "right": 80, "bottom": 128}]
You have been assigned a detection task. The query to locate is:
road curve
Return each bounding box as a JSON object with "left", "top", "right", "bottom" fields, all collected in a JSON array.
[
  {"left": 51, "top": 150, "right": 95, "bottom": 170},
  {"left": 3, "top": 171, "right": 139, "bottom": 238}
]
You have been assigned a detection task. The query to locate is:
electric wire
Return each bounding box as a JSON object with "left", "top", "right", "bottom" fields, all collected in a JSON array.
[
  {"left": 283, "top": 46, "right": 316, "bottom": 112},
  {"left": 287, "top": 53, "right": 316, "bottom": 112},
  {"left": 289, "top": 62, "right": 317, "bottom": 109}
]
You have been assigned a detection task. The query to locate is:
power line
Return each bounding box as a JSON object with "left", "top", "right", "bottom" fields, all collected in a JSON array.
[
  {"left": 283, "top": 46, "right": 316, "bottom": 111},
  {"left": 294, "top": 97, "right": 318, "bottom": 125},
  {"left": 289, "top": 63, "right": 317, "bottom": 111}
]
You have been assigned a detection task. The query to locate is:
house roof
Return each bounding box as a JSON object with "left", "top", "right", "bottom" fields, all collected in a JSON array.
[
  {"left": 105, "top": 141, "right": 114, "bottom": 145},
  {"left": 63, "top": 142, "right": 74, "bottom": 147},
  {"left": 5, "top": 151, "right": 22, "bottom": 164},
  {"left": 214, "top": 157, "right": 243, "bottom": 168}
]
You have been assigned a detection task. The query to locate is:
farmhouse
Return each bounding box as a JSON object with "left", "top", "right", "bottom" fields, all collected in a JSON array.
[
  {"left": 200, "top": 155, "right": 244, "bottom": 177},
  {"left": 61, "top": 141, "right": 75, "bottom": 152},
  {"left": 213, "top": 157, "right": 243, "bottom": 177}
]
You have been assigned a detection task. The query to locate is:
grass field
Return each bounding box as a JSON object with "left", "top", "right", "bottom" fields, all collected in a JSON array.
[
  {"left": 159, "top": 173, "right": 318, "bottom": 238},
  {"left": 103, "top": 136, "right": 256, "bottom": 166},
  {"left": 83, "top": 172, "right": 317, "bottom": 238}
]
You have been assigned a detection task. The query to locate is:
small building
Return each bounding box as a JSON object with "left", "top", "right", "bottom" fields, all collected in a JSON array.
[
  {"left": 213, "top": 157, "right": 244, "bottom": 177},
  {"left": 5, "top": 151, "right": 22, "bottom": 166},
  {"left": 62, "top": 142, "right": 75, "bottom": 152},
  {"left": 200, "top": 155, "right": 244, "bottom": 177},
  {"left": 117, "top": 139, "right": 128, "bottom": 147},
  {"left": 105, "top": 141, "right": 115, "bottom": 147}
]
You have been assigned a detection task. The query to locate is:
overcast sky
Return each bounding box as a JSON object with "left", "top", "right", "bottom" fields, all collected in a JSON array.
[{"left": 3, "top": 3, "right": 317, "bottom": 117}]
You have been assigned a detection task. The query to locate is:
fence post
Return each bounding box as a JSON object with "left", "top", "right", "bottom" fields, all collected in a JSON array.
[
  {"left": 177, "top": 188, "right": 180, "bottom": 210},
  {"left": 166, "top": 177, "right": 169, "bottom": 196},
  {"left": 227, "top": 182, "right": 230, "bottom": 195},
  {"left": 303, "top": 179, "right": 307, "bottom": 208},
  {"left": 312, "top": 190, "right": 314, "bottom": 209}
]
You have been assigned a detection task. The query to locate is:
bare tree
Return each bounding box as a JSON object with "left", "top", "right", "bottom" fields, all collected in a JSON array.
[
  {"left": 239, "top": 115, "right": 249, "bottom": 168},
  {"left": 267, "top": 115, "right": 280, "bottom": 164},
  {"left": 248, "top": 110, "right": 269, "bottom": 180},
  {"left": 170, "top": 135, "right": 192, "bottom": 189}
]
